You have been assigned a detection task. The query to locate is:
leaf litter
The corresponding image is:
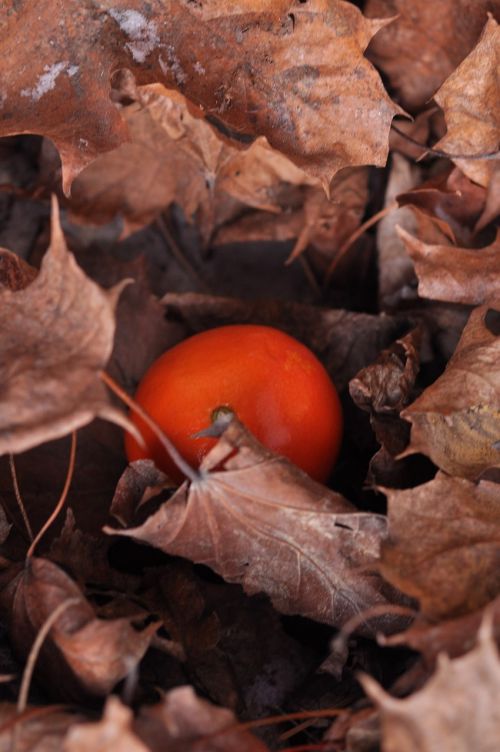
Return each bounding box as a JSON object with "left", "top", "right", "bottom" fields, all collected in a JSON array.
[{"left": 0, "top": 2, "right": 499, "bottom": 750}]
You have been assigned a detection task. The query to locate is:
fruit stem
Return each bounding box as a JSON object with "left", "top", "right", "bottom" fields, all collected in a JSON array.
[{"left": 100, "top": 370, "right": 201, "bottom": 484}]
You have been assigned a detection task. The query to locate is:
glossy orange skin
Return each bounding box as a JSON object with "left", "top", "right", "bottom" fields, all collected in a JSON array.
[{"left": 125, "top": 325, "right": 343, "bottom": 483}]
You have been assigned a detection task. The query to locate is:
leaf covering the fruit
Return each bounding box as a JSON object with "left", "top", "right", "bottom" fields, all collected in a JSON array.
[{"left": 106, "top": 419, "right": 403, "bottom": 633}]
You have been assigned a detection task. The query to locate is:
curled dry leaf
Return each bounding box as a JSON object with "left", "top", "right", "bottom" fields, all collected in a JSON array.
[
  {"left": 397, "top": 226, "right": 500, "bottom": 306},
  {"left": 0, "top": 0, "right": 401, "bottom": 192},
  {"left": 362, "top": 620, "right": 500, "bottom": 752},
  {"left": 434, "top": 16, "right": 500, "bottom": 187},
  {"left": 66, "top": 84, "right": 318, "bottom": 243},
  {"left": 365, "top": 0, "right": 500, "bottom": 110},
  {"left": 401, "top": 304, "right": 500, "bottom": 479},
  {"left": 0, "top": 557, "right": 157, "bottom": 701},
  {"left": 65, "top": 687, "right": 269, "bottom": 752},
  {"left": 106, "top": 418, "right": 402, "bottom": 634},
  {"left": 0, "top": 198, "right": 136, "bottom": 457},
  {"left": 110, "top": 459, "right": 171, "bottom": 527},
  {"left": 162, "top": 292, "right": 406, "bottom": 391},
  {"left": 380, "top": 472, "right": 500, "bottom": 619}
]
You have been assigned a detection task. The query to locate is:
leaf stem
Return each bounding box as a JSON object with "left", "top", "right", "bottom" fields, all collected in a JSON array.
[
  {"left": 100, "top": 370, "right": 200, "bottom": 483},
  {"left": 8, "top": 454, "right": 34, "bottom": 542},
  {"left": 26, "top": 432, "right": 77, "bottom": 559}
]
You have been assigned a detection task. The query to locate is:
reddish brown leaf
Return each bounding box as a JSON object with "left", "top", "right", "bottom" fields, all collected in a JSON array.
[
  {"left": 362, "top": 620, "right": 500, "bottom": 752},
  {"left": 0, "top": 557, "right": 156, "bottom": 701},
  {"left": 434, "top": 16, "right": 500, "bottom": 187},
  {"left": 401, "top": 304, "right": 500, "bottom": 479},
  {"left": 380, "top": 472, "right": 500, "bottom": 619},
  {"left": 365, "top": 0, "right": 500, "bottom": 110},
  {"left": 65, "top": 688, "right": 270, "bottom": 751},
  {"left": 107, "top": 418, "right": 402, "bottom": 633},
  {"left": 0, "top": 1, "right": 401, "bottom": 191},
  {"left": 110, "top": 460, "right": 171, "bottom": 527},
  {"left": 0, "top": 704, "right": 85, "bottom": 752},
  {"left": 398, "top": 227, "right": 500, "bottom": 306},
  {"left": 0, "top": 198, "right": 136, "bottom": 456},
  {"left": 0, "top": 249, "right": 38, "bottom": 291}
]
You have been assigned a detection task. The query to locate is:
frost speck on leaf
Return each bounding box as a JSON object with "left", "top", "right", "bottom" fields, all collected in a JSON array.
[
  {"left": 108, "top": 9, "right": 160, "bottom": 63},
  {"left": 20, "top": 62, "right": 72, "bottom": 102}
]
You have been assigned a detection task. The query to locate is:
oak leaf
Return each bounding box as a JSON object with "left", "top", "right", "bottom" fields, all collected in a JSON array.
[
  {"left": 362, "top": 620, "right": 500, "bottom": 752},
  {"left": 380, "top": 473, "right": 500, "bottom": 619},
  {"left": 398, "top": 227, "right": 500, "bottom": 306},
  {"left": 0, "top": 0, "right": 401, "bottom": 192},
  {"left": 106, "top": 418, "right": 402, "bottom": 633},
  {"left": 0, "top": 198, "right": 136, "bottom": 457},
  {"left": 401, "top": 304, "right": 500, "bottom": 479}
]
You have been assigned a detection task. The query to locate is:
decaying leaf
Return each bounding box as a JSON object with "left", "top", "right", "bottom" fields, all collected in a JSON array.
[
  {"left": 397, "top": 227, "right": 500, "bottom": 306},
  {"left": 110, "top": 459, "right": 171, "bottom": 527},
  {"left": 0, "top": 557, "right": 156, "bottom": 701},
  {"left": 0, "top": 0, "right": 401, "bottom": 192},
  {"left": 65, "top": 687, "right": 269, "bottom": 751},
  {"left": 106, "top": 418, "right": 402, "bottom": 633},
  {"left": 0, "top": 703, "right": 85, "bottom": 752},
  {"left": 380, "top": 473, "right": 500, "bottom": 619},
  {"left": 362, "top": 619, "right": 500, "bottom": 752},
  {"left": 0, "top": 249, "right": 38, "bottom": 291},
  {"left": 0, "top": 198, "right": 136, "bottom": 457},
  {"left": 365, "top": 0, "right": 500, "bottom": 110},
  {"left": 434, "top": 16, "right": 500, "bottom": 187},
  {"left": 401, "top": 304, "right": 500, "bottom": 479}
]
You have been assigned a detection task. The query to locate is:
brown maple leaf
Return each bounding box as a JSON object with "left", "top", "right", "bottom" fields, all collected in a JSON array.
[
  {"left": 380, "top": 472, "right": 500, "bottom": 620},
  {"left": 0, "top": 198, "right": 137, "bottom": 457},
  {"left": 0, "top": 557, "right": 157, "bottom": 701},
  {"left": 401, "top": 303, "right": 500, "bottom": 479},
  {"left": 365, "top": 0, "right": 500, "bottom": 110},
  {"left": 106, "top": 418, "right": 402, "bottom": 634},
  {"left": 434, "top": 16, "right": 500, "bottom": 188},
  {"left": 397, "top": 227, "right": 500, "bottom": 306},
  {"left": 362, "top": 618, "right": 500, "bottom": 752},
  {"left": 0, "top": 0, "right": 401, "bottom": 192}
]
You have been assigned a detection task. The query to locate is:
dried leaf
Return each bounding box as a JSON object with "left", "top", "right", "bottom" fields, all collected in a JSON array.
[
  {"left": 0, "top": 249, "right": 38, "bottom": 291},
  {"left": 0, "top": 198, "right": 135, "bottom": 457},
  {"left": 380, "top": 472, "right": 500, "bottom": 619},
  {"left": 65, "top": 688, "right": 269, "bottom": 751},
  {"left": 398, "top": 227, "right": 500, "bottom": 306},
  {"left": 401, "top": 304, "right": 500, "bottom": 479},
  {"left": 362, "top": 620, "right": 500, "bottom": 752},
  {"left": 434, "top": 16, "right": 500, "bottom": 187},
  {"left": 107, "top": 418, "right": 401, "bottom": 633},
  {"left": 0, "top": 557, "right": 156, "bottom": 701},
  {"left": 0, "top": 1, "right": 401, "bottom": 191},
  {"left": 0, "top": 704, "right": 85, "bottom": 752},
  {"left": 110, "top": 460, "right": 171, "bottom": 527},
  {"left": 365, "top": 0, "right": 500, "bottom": 110}
]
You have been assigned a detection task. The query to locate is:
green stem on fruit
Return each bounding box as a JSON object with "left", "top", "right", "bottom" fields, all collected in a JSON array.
[{"left": 100, "top": 370, "right": 201, "bottom": 484}]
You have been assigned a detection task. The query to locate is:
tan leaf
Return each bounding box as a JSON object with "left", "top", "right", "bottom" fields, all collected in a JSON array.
[
  {"left": 106, "top": 418, "right": 402, "bottom": 633},
  {"left": 0, "top": 557, "right": 156, "bottom": 701},
  {"left": 64, "top": 688, "right": 269, "bottom": 751},
  {"left": 365, "top": 0, "right": 500, "bottom": 110},
  {"left": 401, "top": 304, "right": 500, "bottom": 479},
  {"left": 397, "top": 227, "right": 500, "bottom": 306},
  {"left": 362, "top": 620, "right": 500, "bottom": 752},
  {"left": 380, "top": 473, "right": 500, "bottom": 619},
  {"left": 0, "top": 703, "right": 86, "bottom": 752},
  {"left": 434, "top": 16, "right": 500, "bottom": 187},
  {"left": 0, "top": 198, "right": 136, "bottom": 457},
  {"left": 0, "top": 1, "right": 401, "bottom": 191},
  {"left": 65, "top": 85, "right": 318, "bottom": 243}
]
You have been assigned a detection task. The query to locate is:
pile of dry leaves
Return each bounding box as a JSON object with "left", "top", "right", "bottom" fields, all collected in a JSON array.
[{"left": 0, "top": 1, "right": 499, "bottom": 750}]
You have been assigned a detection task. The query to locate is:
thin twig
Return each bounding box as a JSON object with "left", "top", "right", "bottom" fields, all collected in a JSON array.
[
  {"left": 100, "top": 370, "right": 200, "bottom": 483},
  {"left": 9, "top": 454, "right": 34, "bottom": 542},
  {"left": 331, "top": 604, "right": 418, "bottom": 658},
  {"left": 323, "top": 202, "right": 397, "bottom": 288},
  {"left": 156, "top": 215, "right": 212, "bottom": 293},
  {"left": 298, "top": 253, "right": 322, "bottom": 299},
  {"left": 391, "top": 122, "right": 500, "bottom": 161},
  {"left": 13, "top": 597, "right": 80, "bottom": 751},
  {"left": 26, "top": 431, "right": 77, "bottom": 559}
]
